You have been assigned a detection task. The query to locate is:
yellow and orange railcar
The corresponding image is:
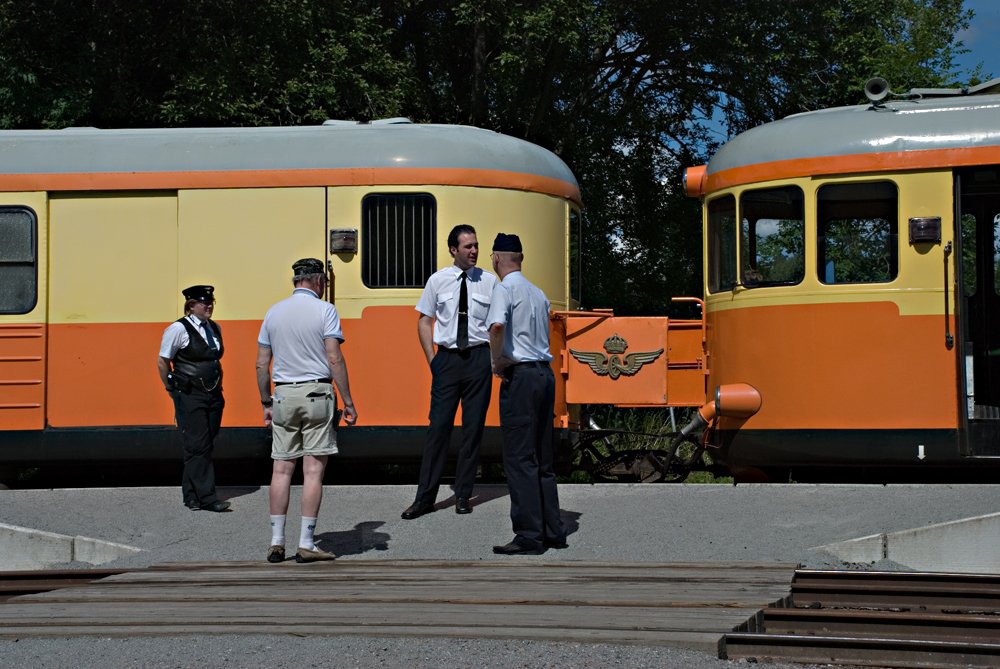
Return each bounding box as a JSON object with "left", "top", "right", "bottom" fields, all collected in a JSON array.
[
  {"left": 682, "top": 77, "right": 1000, "bottom": 481},
  {"left": 0, "top": 121, "right": 584, "bottom": 468}
]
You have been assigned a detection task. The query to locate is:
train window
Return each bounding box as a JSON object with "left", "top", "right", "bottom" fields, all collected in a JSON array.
[
  {"left": 740, "top": 186, "right": 804, "bottom": 287},
  {"left": 961, "top": 213, "right": 976, "bottom": 296},
  {"left": 361, "top": 193, "right": 437, "bottom": 289},
  {"left": 994, "top": 214, "right": 1000, "bottom": 297},
  {"left": 0, "top": 206, "right": 37, "bottom": 314},
  {"left": 817, "top": 182, "right": 898, "bottom": 284},
  {"left": 707, "top": 195, "right": 737, "bottom": 293},
  {"left": 569, "top": 208, "right": 582, "bottom": 308}
]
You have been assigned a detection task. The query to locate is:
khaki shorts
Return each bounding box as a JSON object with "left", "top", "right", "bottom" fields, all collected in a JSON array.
[{"left": 271, "top": 382, "right": 339, "bottom": 460}]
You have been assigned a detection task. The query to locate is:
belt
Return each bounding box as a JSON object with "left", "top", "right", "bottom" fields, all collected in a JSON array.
[
  {"left": 442, "top": 343, "right": 489, "bottom": 352},
  {"left": 274, "top": 378, "right": 332, "bottom": 386},
  {"left": 512, "top": 360, "right": 550, "bottom": 367}
]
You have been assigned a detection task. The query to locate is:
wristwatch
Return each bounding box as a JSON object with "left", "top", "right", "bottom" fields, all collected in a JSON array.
[{"left": 261, "top": 398, "right": 273, "bottom": 408}]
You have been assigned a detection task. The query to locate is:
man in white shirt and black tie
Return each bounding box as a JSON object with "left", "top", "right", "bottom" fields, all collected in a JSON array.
[{"left": 402, "top": 224, "right": 497, "bottom": 519}]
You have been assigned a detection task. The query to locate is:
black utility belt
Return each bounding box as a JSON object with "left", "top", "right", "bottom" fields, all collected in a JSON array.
[
  {"left": 442, "top": 343, "right": 489, "bottom": 352},
  {"left": 274, "top": 378, "right": 332, "bottom": 386},
  {"left": 512, "top": 360, "right": 550, "bottom": 367}
]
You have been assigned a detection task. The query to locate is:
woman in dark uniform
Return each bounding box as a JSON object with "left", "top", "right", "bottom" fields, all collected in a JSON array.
[{"left": 157, "top": 285, "right": 230, "bottom": 512}]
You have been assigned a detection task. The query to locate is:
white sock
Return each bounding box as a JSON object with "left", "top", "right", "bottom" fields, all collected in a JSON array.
[
  {"left": 270, "top": 515, "right": 286, "bottom": 546},
  {"left": 300, "top": 516, "right": 318, "bottom": 550}
]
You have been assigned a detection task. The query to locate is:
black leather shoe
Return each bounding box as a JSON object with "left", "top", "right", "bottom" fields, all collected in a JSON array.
[
  {"left": 492, "top": 540, "right": 545, "bottom": 555},
  {"left": 184, "top": 500, "right": 201, "bottom": 511},
  {"left": 201, "top": 500, "right": 231, "bottom": 512},
  {"left": 401, "top": 502, "right": 435, "bottom": 520},
  {"left": 455, "top": 498, "right": 472, "bottom": 514},
  {"left": 544, "top": 538, "right": 568, "bottom": 549}
]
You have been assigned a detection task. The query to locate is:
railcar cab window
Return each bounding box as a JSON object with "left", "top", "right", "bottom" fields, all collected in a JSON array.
[
  {"left": 740, "top": 186, "right": 804, "bottom": 287},
  {"left": 960, "top": 212, "right": 976, "bottom": 297},
  {"left": 0, "top": 207, "right": 37, "bottom": 313},
  {"left": 569, "top": 207, "right": 582, "bottom": 308},
  {"left": 708, "top": 195, "right": 737, "bottom": 292},
  {"left": 817, "top": 181, "right": 898, "bottom": 285},
  {"left": 361, "top": 193, "right": 437, "bottom": 288}
]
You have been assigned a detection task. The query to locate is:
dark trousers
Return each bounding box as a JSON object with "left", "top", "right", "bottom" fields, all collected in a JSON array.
[
  {"left": 414, "top": 345, "right": 492, "bottom": 505},
  {"left": 499, "top": 362, "right": 564, "bottom": 549},
  {"left": 171, "top": 386, "right": 225, "bottom": 506}
]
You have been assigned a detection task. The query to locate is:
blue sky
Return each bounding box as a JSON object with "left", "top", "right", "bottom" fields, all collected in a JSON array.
[{"left": 956, "top": 0, "right": 999, "bottom": 79}]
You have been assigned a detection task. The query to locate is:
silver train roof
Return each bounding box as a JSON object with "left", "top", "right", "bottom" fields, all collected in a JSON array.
[
  {"left": 708, "top": 78, "right": 1000, "bottom": 175},
  {"left": 0, "top": 120, "right": 577, "bottom": 187}
]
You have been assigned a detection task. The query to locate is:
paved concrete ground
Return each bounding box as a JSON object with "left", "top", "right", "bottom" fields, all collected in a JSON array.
[
  {"left": 3, "top": 483, "right": 999, "bottom": 568},
  {"left": 1, "top": 483, "right": 999, "bottom": 668}
]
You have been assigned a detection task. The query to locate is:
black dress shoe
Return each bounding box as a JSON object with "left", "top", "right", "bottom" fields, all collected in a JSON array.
[
  {"left": 544, "top": 538, "right": 568, "bottom": 549},
  {"left": 455, "top": 498, "right": 472, "bottom": 514},
  {"left": 184, "top": 500, "right": 201, "bottom": 511},
  {"left": 492, "top": 540, "right": 545, "bottom": 555},
  {"left": 201, "top": 500, "right": 231, "bottom": 512},
  {"left": 401, "top": 502, "right": 435, "bottom": 520}
]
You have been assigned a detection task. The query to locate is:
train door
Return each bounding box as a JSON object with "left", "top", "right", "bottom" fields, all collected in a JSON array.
[
  {"left": 0, "top": 193, "right": 48, "bottom": 431},
  {"left": 958, "top": 167, "right": 1000, "bottom": 455}
]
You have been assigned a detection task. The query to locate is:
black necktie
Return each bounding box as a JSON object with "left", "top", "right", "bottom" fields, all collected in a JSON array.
[
  {"left": 201, "top": 321, "right": 218, "bottom": 351},
  {"left": 457, "top": 272, "right": 469, "bottom": 350}
]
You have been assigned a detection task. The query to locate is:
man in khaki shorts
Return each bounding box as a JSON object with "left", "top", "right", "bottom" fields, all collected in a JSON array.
[{"left": 256, "top": 258, "right": 358, "bottom": 563}]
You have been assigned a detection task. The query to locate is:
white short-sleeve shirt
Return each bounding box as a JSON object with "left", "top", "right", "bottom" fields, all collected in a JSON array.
[
  {"left": 258, "top": 288, "right": 344, "bottom": 383},
  {"left": 159, "top": 313, "right": 219, "bottom": 359},
  {"left": 485, "top": 271, "right": 553, "bottom": 363},
  {"left": 415, "top": 265, "right": 497, "bottom": 348}
]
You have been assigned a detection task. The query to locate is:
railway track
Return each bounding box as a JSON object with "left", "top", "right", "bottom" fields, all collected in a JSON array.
[
  {"left": 0, "top": 568, "right": 127, "bottom": 602},
  {"left": 723, "top": 569, "right": 1000, "bottom": 668}
]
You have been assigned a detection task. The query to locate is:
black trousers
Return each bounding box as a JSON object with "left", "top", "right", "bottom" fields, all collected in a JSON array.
[
  {"left": 499, "top": 362, "right": 564, "bottom": 549},
  {"left": 414, "top": 345, "right": 492, "bottom": 505},
  {"left": 171, "top": 386, "right": 225, "bottom": 505}
]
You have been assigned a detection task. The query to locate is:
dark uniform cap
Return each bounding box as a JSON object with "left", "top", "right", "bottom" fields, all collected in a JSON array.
[
  {"left": 492, "top": 233, "right": 522, "bottom": 253},
  {"left": 292, "top": 258, "right": 325, "bottom": 276},
  {"left": 181, "top": 285, "right": 215, "bottom": 302}
]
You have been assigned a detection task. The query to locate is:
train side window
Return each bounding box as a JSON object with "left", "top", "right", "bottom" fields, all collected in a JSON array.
[
  {"left": 361, "top": 193, "right": 437, "bottom": 289},
  {"left": 707, "top": 195, "right": 737, "bottom": 293},
  {"left": 740, "top": 186, "right": 804, "bottom": 287},
  {"left": 0, "top": 206, "right": 38, "bottom": 314},
  {"left": 569, "top": 207, "right": 582, "bottom": 308},
  {"left": 961, "top": 213, "right": 976, "bottom": 296},
  {"left": 994, "top": 213, "right": 1000, "bottom": 297},
  {"left": 817, "top": 181, "right": 898, "bottom": 285}
]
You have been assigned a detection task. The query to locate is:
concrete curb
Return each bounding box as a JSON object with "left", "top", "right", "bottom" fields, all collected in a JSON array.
[
  {"left": 0, "top": 522, "right": 142, "bottom": 571},
  {"left": 814, "top": 511, "right": 1000, "bottom": 573}
]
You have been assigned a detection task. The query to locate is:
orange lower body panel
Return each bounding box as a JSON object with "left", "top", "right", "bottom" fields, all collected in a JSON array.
[
  {"left": 44, "top": 306, "right": 501, "bottom": 429},
  {"left": 0, "top": 323, "right": 46, "bottom": 429},
  {"left": 708, "top": 301, "right": 957, "bottom": 430}
]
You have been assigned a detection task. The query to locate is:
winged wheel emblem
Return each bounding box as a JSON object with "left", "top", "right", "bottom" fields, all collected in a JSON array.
[{"left": 569, "top": 334, "right": 663, "bottom": 380}]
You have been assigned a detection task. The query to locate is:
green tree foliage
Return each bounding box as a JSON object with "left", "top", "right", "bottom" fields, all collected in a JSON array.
[
  {"left": 0, "top": 0, "right": 978, "bottom": 311},
  {"left": 0, "top": 1, "right": 415, "bottom": 128}
]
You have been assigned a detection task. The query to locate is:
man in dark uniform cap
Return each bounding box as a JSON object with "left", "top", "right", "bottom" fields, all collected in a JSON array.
[
  {"left": 486, "top": 233, "right": 566, "bottom": 554},
  {"left": 157, "top": 285, "right": 230, "bottom": 512}
]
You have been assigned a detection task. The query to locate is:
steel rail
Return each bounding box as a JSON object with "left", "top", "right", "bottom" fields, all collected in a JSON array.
[
  {"left": 724, "top": 569, "right": 1000, "bottom": 667},
  {"left": 0, "top": 568, "right": 128, "bottom": 602},
  {"left": 723, "top": 633, "right": 1000, "bottom": 668}
]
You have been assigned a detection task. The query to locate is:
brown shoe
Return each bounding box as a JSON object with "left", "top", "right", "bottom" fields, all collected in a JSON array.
[
  {"left": 266, "top": 545, "right": 285, "bottom": 563},
  {"left": 295, "top": 546, "right": 337, "bottom": 563}
]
